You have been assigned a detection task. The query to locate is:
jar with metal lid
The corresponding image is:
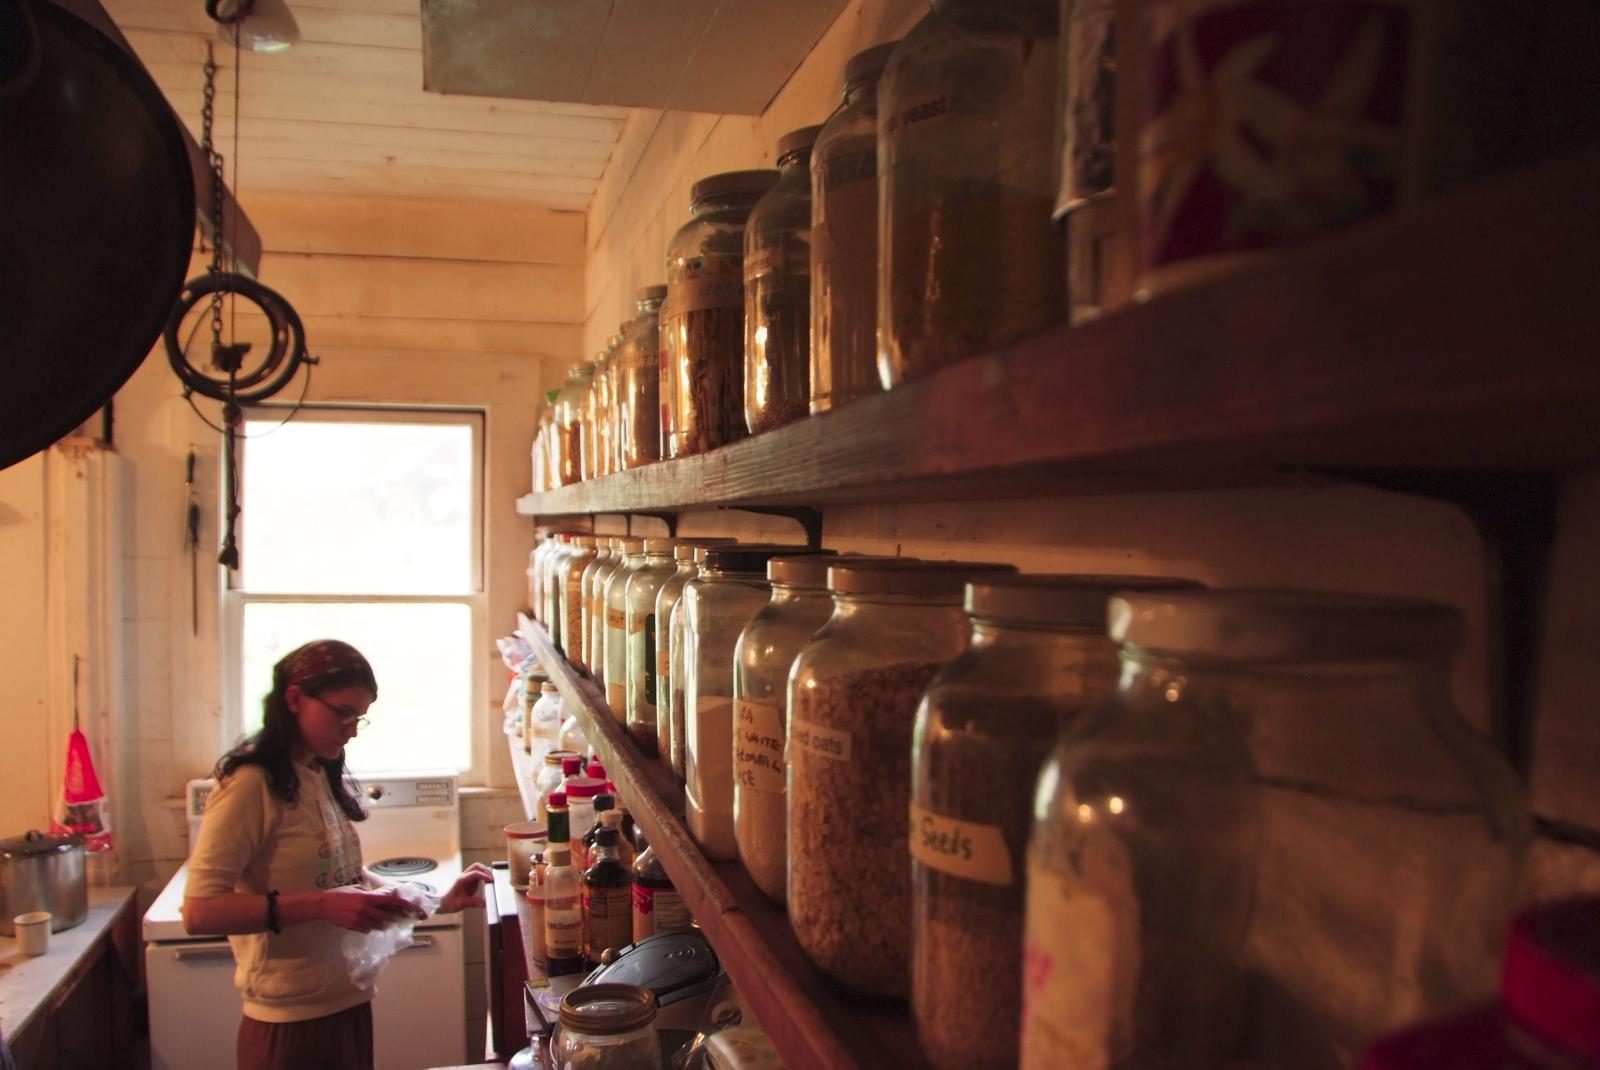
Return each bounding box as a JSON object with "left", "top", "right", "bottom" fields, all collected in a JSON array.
[
  {"left": 744, "top": 126, "right": 822, "bottom": 436},
  {"left": 581, "top": 539, "right": 618, "bottom": 681},
  {"left": 662, "top": 169, "right": 780, "bottom": 458},
  {"left": 559, "top": 536, "right": 598, "bottom": 667},
  {"left": 681, "top": 545, "right": 815, "bottom": 860},
  {"left": 617, "top": 286, "right": 666, "bottom": 470},
  {"left": 624, "top": 538, "right": 679, "bottom": 754},
  {"left": 1021, "top": 589, "right": 1528, "bottom": 1070},
  {"left": 877, "top": 0, "right": 1064, "bottom": 388},
  {"left": 552, "top": 363, "right": 592, "bottom": 487},
  {"left": 603, "top": 537, "right": 646, "bottom": 718},
  {"left": 787, "top": 558, "right": 1016, "bottom": 995},
  {"left": 810, "top": 42, "right": 897, "bottom": 415},
  {"left": 554, "top": 982, "right": 660, "bottom": 1070},
  {"left": 657, "top": 539, "right": 737, "bottom": 779},
  {"left": 910, "top": 574, "right": 1197, "bottom": 1070}
]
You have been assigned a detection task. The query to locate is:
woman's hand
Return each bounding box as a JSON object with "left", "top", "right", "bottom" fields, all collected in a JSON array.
[
  {"left": 438, "top": 863, "right": 495, "bottom": 914},
  {"left": 318, "top": 888, "right": 417, "bottom": 933}
]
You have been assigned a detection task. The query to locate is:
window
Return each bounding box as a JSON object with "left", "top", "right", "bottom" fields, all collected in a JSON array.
[{"left": 223, "top": 408, "right": 484, "bottom": 777}]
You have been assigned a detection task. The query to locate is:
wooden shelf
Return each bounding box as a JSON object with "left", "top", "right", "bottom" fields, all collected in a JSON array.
[
  {"left": 519, "top": 152, "right": 1600, "bottom": 519},
  {"left": 514, "top": 614, "right": 934, "bottom": 1070}
]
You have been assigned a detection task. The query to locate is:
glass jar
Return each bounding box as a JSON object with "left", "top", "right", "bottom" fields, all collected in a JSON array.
[
  {"left": 662, "top": 169, "right": 780, "bottom": 458},
  {"left": 1022, "top": 589, "right": 1529, "bottom": 1070},
  {"left": 787, "top": 559, "right": 1015, "bottom": 996},
  {"left": 810, "top": 41, "right": 896, "bottom": 415},
  {"left": 542, "top": 533, "right": 574, "bottom": 647},
  {"left": 624, "top": 538, "right": 679, "bottom": 754},
  {"left": 559, "top": 536, "right": 598, "bottom": 666},
  {"left": 744, "top": 125, "right": 822, "bottom": 436},
  {"left": 539, "top": 402, "right": 558, "bottom": 491},
  {"left": 1055, "top": 0, "right": 1126, "bottom": 324},
  {"left": 581, "top": 539, "right": 617, "bottom": 679},
  {"left": 682, "top": 545, "right": 805, "bottom": 861},
  {"left": 617, "top": 286, "right": 666, "bottom": 471},
  {"left": 531, "top": 407, "right": 549, "bottom": 496},
  {"left": 504, "top": 820, "right": 546, "bottom": 890},
  {"left": 529, "top": 680, "right": 564, "bottom": 754},
  {"left": 656, "top": 539, "right": 736, "bottom": 779},
  {"left": 877, "top": 0, "right": 1065, "bottom": 388},
  {"left": 559, "top": 711, "right": 589, "bottom": 758},
  {"left": 581, "top": 354, "right": 608, "bottom": 482},
  {"left": 528, "top": 539, "right": 545, "bottom": 624},
  {"left": 552, "top": 363, "right": 592, "bottom": 487},
  {"left": 910, "top": 574, "right": 1195, "bottom": 1070},
  {"left": 554, "top": 983, "right": 660, "bottom": 1070},
  {"left": 732, "top": 553, "right": 843, "bottom": 903},
  {"left": 534, "top": 748, "right": 579, "bottom": 824},
  {"left": 603, "top": 537, "right": 646, "bottom": 719}
]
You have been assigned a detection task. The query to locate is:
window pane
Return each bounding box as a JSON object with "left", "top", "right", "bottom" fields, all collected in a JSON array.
[
  {"left": 241, "top": 602, "right": 473, "bottom": 774},
  {"left": 240, "top": 419, "right": 474, "bottom": 594}
]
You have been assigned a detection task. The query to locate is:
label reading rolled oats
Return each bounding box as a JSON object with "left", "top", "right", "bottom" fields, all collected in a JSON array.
[
  {"left": 791, "top": 718, "right": 852, "bottom": 762},
  {"left": 734, "top": 697, "right": 786, "bottom": 793},
  {"left": 909, "top": 803, "right": 1013, "bottom": 886}
]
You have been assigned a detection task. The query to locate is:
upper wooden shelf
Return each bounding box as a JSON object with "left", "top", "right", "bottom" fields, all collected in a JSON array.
[{"left": 519, "top": 152, "right": 1600, "bottom": 519}]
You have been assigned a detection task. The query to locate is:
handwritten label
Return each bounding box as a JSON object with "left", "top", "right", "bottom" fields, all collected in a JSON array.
[
  {"left": 790, "top": 718, "right": 852, "bottom": 763},
  {"left": 606, "top": 607, "right": 626, "bottom": 631},
  {"left": 908, "top": 803, "right": 1013, "bottom": 887},
  {"left": 743, "top": 250, "right": 777, "bottom": 283},
  {"left": 663, "top": 259, "right": 743, "bottom": 315},
  {"left": 734, "top": 697, "right": 786, "bottom": 793}
]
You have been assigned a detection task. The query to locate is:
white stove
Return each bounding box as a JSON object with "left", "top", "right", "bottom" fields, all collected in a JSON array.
[{"left": 144, "top": 773, "right": 469, "bottom": 1070}]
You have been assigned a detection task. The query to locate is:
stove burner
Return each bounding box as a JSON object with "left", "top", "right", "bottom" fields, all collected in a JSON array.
[{"left": 369, "top": 856, "right": 438, "bottom": 877}]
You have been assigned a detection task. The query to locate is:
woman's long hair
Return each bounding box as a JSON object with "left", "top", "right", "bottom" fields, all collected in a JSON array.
[{"left": 214, "top": 656, "right": 374, "bottom": 822}]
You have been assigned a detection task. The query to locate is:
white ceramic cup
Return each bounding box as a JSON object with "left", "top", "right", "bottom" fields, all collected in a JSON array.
[{"left": 13, "top": 911, "right": 52, "bottom": 956}]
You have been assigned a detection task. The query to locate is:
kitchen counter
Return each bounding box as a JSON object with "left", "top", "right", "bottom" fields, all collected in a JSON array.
[{"left": 0, "top": 885, "right": 136, "bottom": 1042}]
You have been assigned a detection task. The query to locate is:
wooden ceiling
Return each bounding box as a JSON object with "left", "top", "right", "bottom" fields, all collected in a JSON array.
[{"left": 103, "top": 0, "right": 631, "bottom": 210}]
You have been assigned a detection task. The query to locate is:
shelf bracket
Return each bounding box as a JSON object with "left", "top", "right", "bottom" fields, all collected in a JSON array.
[{"left": 719, "top": 505, "right": 824, "bottom": 549}]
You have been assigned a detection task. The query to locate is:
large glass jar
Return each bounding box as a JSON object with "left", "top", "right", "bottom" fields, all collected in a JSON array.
[
  {"left": 656, "top": 539, "right": 735, "bottom": 779},
  {"left": 558, "top": 536, "right": 597, "bottom": 666},
  {"left": 787, "top": 559, "right": 1015, "bottom": 996},
  {"left": 744, "top": 126, "right": 821, "bottom": 435},
  {"left": 910, "top": 574, "right": 1196, "bottom": 1070},
  {"left": 877, "top": 0, "right": 1064, "bottom": 388},
  {"left": 1021, "top": 589, "right": 1529, "bottom": 1070},
  {"left": 580, "top": 354, "right": 608, "bottom": 482},
  {"left": 1055, "top": 0, "right": 1125, "bottom": 324},
  {"left": 552, "top": 363, "right": 592, "bottom": 487},
  {"left": 682, "top": 545, "right": 802, "bottom": 861},
  {"left": 811, "top": 41, "right": 896, "bottom": 415},
  {"left": 617, "top": 286, "right": 666, "bottom": 471},
  {"left": 554, "top": 983, "right": 659, "bottom": 1070},
  {"left": 603, "top": 329, "right": 626, "bottom": 475},
  {"left": 602, "top": 536, "right": 645, "bottom": 719},
  {"left": 624, "top": 538, "right": 679, "bottom": 754},
  {"left": 662, "top": 169, "right": 779, "bottom": 458},
  {"left": 582, "top": 539, "right": 619, "bottom": 681},
  {"left": 542, "top": 533, "right": 576, "bottom": 645}
]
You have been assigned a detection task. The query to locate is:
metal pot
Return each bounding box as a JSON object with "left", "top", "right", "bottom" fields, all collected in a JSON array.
[{"left": 0, "top": 829, "right": 88, "bottom": 934}]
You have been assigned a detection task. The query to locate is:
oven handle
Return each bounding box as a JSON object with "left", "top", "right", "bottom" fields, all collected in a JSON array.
[
  {"left": 174, "top": 945, "right": 236, "bottom": 962},
  {"left": 399, "top": 935, "right": 435, "bottom": 952}
]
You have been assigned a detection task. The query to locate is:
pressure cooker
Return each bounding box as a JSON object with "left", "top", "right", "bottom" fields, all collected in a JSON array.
[{"left": 0, "top": 830, "right": 88, "bottom": 935}]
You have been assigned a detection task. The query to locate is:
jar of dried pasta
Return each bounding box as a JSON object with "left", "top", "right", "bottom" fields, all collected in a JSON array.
[
  {"left": 787, "top": 558, "right": 1015, "bottom": 996},
  {"left": 662, "top": 170, "right": 779, "bottom": 457},
  {"left": 878, "top": 0, "right": 1064, "bottom": 388},
  {"left": 552, "top": 363, "right": 592, "bottom": 487},
  {"left": 616, "top": 286, "right": 666, "bottom": 470}
]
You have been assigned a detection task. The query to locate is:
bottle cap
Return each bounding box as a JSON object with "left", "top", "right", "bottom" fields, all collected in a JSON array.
[
  {"left": 594, "top": 792, "right": 615, "bottom": 812},
  {"left": 564, "top": 776, "right": 605, "bottom": 800},
  {"left": 690, "top": 169, "right": 779, "bottom": 207},
  {"left": 595, "top": 827, "right": 619, "bottom": 848},
  {"left": 544, "top": 748, "right": 578, "bottom": 768},
  {"left": 547, "top": 791, "right": 567, "bottom": 808},
  {"left": 588, "top": 760, "right": 607, "bottom": 780},
  {"left": 601, "top": 810, "right": 623, "bottom": 828},
  {"left": 548, "top": 846, "right": 571, "bottom": 866},
  {"left": 562, "top": 755, "right": 583, "bottom": 776}
]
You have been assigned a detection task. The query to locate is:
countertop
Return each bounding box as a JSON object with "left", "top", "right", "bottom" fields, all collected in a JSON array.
[{"left": 0, "top": 886, "right": 136, "bottom": 1040}]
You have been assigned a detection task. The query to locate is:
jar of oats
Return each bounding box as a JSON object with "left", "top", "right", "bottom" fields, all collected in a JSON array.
[
  {"left": 910, "top": 574, "right": 1197, "bottom": 1070},
  {"left": 787, "top": 558, "right": 1015, "bottom": 996}
]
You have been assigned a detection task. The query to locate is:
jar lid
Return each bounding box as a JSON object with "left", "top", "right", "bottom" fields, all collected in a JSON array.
[
  {"left": 776, "top": 125, "right": 824, "bottom": 161},
  {"left": 966, "top": 574, "right": 1204, "bottom": 626},
  {"left": 636, "top": 283, "right": 668, "bottom": 303},
  {"left": 844, "top": 41, "right": 898, "bottom": 87},
  {"left": 691, "top": 169, "right": 779, "bottom": 206},
  {"left": 503, "top": 821, "right": 547, "bottom": 841},
  {"left": 1501, "top": 896, "right": 1600, "bottom": 1059},
  {"left": 573, "top": 535, "right": 597, "bottom": 548},
  {"left": 675, "top": 538, "right": 738, "bottom": 562},
  {"left": 643, "top": 537, "right": 683, "bottom": 554},
  {"left": 614, "top": 536, "right": 645, "bottom": 553},
  {"left": 829, "top": 559, "right": 1016, "bottom": 598},
  {"left": 1109, "top": 588, "right": 1462, "bottom": 661},
  {"left": 559, "top": 982, "right": 658, "bottom": 1035},
  {"left": 0, "top": 829, "right": 81, "bottom": 858},
  {"left": 548, "top": 791, "right": 567, "bottom": 808},
  {"left": 594, "top": 792, "right": 615, "bottom": 811},
  {"left": 561, "top": 755, "right": 583, "bottom": 775},
  {"left": 541, "top": 681, "right": 558, "bottom": 693},
  {"left": 544, "top": 748, "right": 578, "bottom": 768},
  {"left": 770, "top": 551, "right": 882, "bottom": 587},
  {"left": 565, "top": 776, "right": 605, "bottom": 799},
  {"left": 704, "top": 544, "right": 817, "bottom": 574}
]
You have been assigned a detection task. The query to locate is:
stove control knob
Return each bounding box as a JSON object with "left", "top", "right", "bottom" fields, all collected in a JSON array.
[{"left": 367, "top": 786, "right": 385, "bottom": 801}]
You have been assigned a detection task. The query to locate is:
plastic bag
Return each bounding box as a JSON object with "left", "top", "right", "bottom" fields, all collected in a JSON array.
[
  {"left": 497, "top": 635, "right": 535, "bottom": 672},
  {"left": 336, "top": 883, "right": 440, "bottom": 990},
  {"left": 52, "top": 727, "right": 113, "bottom": 853}
]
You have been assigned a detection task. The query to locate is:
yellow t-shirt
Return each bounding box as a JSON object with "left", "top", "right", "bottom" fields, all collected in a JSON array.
[{"left": 185, "top": 757, "right": 369, "bottom": 1023}]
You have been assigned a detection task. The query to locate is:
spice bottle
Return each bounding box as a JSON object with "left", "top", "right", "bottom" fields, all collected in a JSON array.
[
  {"left": 582, "top": 792, "right": 616, "bottom": 866},
  {"left": 582, "top": 539, "right": 618, "bottom": 682},
  {"left": 877, "top": 0, "right": 1064, "bottom": 388},
  {"left": 632, "top": 831, "right": 690, "bottom": 942},
  {"left": 624, "top": 537, "right": 680, "bottom": 754},
  {"left": 543, "top": 800, "right": 583, "bottom": 978},
  {"left": 810, "top": 42, "right": 897, "bottom": 415},
  {"left": 551, "top": 364, "right": 592, "bottom": 487},
  {"left": 617, "top": 285, "right": 666, "bottom": 471},
  {"left": 744, "top": 126, "right": 822, "bottom": 435},
  {"left": 603, "top": 537, "right": 646, "bottom": 718},
  {"left": 523, "top": 855, "right": 547, "bottom": 979},
  {"left": 662, "top": 169, "right": 780, "bottom": 458},
  {"left": 559, "top": 535, "right": 598, "bottom": 667},
  {"left": 787, "top": 559, "right": 1016, "bottom": 996},
  {"left": 564, "top": 774, "right": 605, "bottom": 871},
  {"left": 657, "top": 540, "right": 737, "bottom": 779},
  {"left": 910, "top": 574, "right": 1196, "bottom": 1070},
  {"left": 1022, "top": 589, "right": 1528, "bottom": 1069},
  {"left": 582, "top": 827, "right": 633, "bottom": 968}
]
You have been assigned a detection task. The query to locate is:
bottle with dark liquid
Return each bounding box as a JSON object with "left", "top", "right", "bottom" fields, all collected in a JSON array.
[
  {"left": 582, "top": 826, "right": 632, "bottom": 968},
  {"left": 631, "top": 831, "right": 690, "bottom": 942}
]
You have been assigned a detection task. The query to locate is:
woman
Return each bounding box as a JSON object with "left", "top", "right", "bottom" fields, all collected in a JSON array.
[{"left": 183, "top": 639, "right": 492, "bottom": 1070}]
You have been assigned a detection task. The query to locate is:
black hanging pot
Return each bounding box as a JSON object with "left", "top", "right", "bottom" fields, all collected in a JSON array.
[{"left": 0, "top": 0, "right": 196, "bottom": 470}]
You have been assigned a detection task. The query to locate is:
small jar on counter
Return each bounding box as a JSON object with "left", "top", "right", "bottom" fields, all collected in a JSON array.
[
  {"left": 581, "top": 539, "right": 619, "bottom": 681},
  {"left": 624, "top": 538, "right": 680, "bottom": 754},
  {"left": 787, "top": 559, "right": 1015, "bottom": 996},
  {"left": 554, "top": 983, "right": 660, "bottom": 1070},
  {"left": 657, "top": 539, "right": 736, "bottom": 779},
  {"left": 603, "top": 537, "right": 646, "bottom": 719},
  {"left": 558, "top": 535, "right": 598, "bottom": 666},
  {"left": 662, "top": 170, "right": 780, "bottom": 458},
  {"left": 616, "top": 286, "right": 666, "bottom": 471},
  {"left": 503, "top": 820, "right": 546, "bottom": 890},
  {"left": 744, "top": 126, "right": 823, "bottom": 436},
  {"left": 552, "top": 363, "right": 592, "bottom": 487}
]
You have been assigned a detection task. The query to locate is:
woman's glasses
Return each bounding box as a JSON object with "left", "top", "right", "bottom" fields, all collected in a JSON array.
[{"left": 313, "top": 694, "right": 370, "bottom": 731}]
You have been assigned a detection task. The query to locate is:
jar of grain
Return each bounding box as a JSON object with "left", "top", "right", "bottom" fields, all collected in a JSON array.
[
  {"left": 657, "top": 540, "right": 737, "bottom": 779},
  {"left": 1021, "top": 589, "right": 1528, "bottom": 1070},
  {"left": 662, "top": 169, "right": 780, "bottom": 458},
  {"left": 910, "top": 574, "right": 1197, "bottom": 1070},
  {"left": 581, "top": 539, "right": 618, "bottom": 680},
  {"left": 744, "top": 126, "right": 822, "bottom": 436},
  {"left": 603, "top": 537, "right": 646, "bottom": 718},
  {"left": 810, "top": 42, "right": 897, "bottom": 415},
  {"left": 787, "top": 558, "right": 1016, "bottom": 996},
  {"left": 877, "top": 0, "right": 1064, "bottom": 388},
  {"left": 557, "top": 535, "right": 597, "bottom": 667},
  {"left": 624, "top": 538, "right": 680, "bottom": 754},
  {"left": 552, "top": 363, "right": 592, "bottom": 487},
  {"left": 617, "top": 286, "right": 666, "bottom": 470}
]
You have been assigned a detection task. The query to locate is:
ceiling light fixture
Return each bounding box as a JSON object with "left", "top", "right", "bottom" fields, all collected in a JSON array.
[{"left": 206, "top": 0, "right": 299, "bottom": 54}]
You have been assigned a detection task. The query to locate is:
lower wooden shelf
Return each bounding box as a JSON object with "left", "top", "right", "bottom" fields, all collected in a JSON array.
[{"left": 514, "top": 613, "right": 935, "bottom": 1070}]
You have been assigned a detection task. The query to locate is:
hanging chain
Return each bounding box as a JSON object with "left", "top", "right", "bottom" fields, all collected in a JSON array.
[{"left": 200, "top": 44, "right": 228, "bottom": 365}]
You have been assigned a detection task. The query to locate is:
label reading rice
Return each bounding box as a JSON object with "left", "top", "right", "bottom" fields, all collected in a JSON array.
[
  {"left": 734, "top": 697, "right": 786, "bottom": 793},
  {"left": 791, "top": 718, "right": 852, "bottom": 762},
  {"left": 909, "top": 803, "right": 1013, "bottom": 886}
]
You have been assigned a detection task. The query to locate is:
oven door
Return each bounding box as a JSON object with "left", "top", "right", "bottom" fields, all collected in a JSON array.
[
  {"left": 146, "top": 939, "right": 242, "bottom": 1070},
  {"left": 373, "top": 924, "right": 468, "bottom": 1070}
]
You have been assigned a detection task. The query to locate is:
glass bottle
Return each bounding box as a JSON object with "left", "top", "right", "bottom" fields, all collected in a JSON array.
[
  {"left": 564, "top": 773, "right": 605, "bottom": 872},
  {"left": 554, "top": 983, "right": 660, "bottom": 1069},
  {"left": 603, "top": 537, "right": 646, "bottom": 718},
  {"left": 582, "top": 791, "right": 616, "bottom": 869},
  {"left": 559, "top": 711, "right": 589, "bottom": 758},
  {"left": 787, "top": 559, "right": 1015, "bottom": 996},
  {"left": 529, "top": 533, "right": 552, "bottom": 624},
  {"left": 877, "top": 0, "right": 1065, "bottom": 388},
  {"left": 617, "top": 286, "right": 667, "bottom": 471},
  {"left": 538, "top": 403, "right": 557, "bottom": 491},
  {"left": 529, "top": 681, "right": 564, "bottom": 755},
  {"left": 811, "top": 41, "right": 897, "bottom": 415},
  {"left": 745, "top": 126, "right": 822, "bottom": 435},
  {"left": 910, "top": 574, "right": 1195, "bottom": 1070},
  {"left": 1022, "top": 589, "right": 1528, "bottom": 1070},
  {"left": 552, "top": 363, "right": 592, "bottom": 487},
  {"left": 624, "top": 538, "right": 680, "bottom": 754},
  {"left": 541, "top": 533, "right": 573, "bottom": 644},
  {"left": 632, "top": 832, "right": 690, "bottom": 942},
  {"left": 559, "top": 535, "right": 598, "bottom": 668},
  {"left": 582, "top": 827, "right": 633, "bottom": 969},
  {"left": 581, "top": 354, "right": 607, "bottom": 482},
  {"left": 543, "top": 839, "right": 584, "bottom": 979},
  {"left": 534, "top": 753, "right": 577, "bottom": 824},
  {"left": 657, "top": 540, "right": 736, "bottom": 778},
  {"left": 662, "top": 169, "right": 780, "bottom": 458},
  {"left": 581, "top": 539, "right": 617, "bottom": 679}
]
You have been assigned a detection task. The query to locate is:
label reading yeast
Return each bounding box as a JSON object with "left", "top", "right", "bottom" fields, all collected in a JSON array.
[
  {"left": 884, "top": 92, "right": 949, "bottom": 140},
  {"left": 790, "top": 718, "right": 852, "bottom": 762},
  {"left": 734, "top": 697, "right": 786, "bottom": 793},
  {"left": 908, "top": 803, "right": 1014, "bottom": 886}
]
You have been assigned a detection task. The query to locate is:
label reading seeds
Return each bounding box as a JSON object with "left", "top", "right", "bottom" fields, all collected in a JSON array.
[
  {"left": 734, "top": 697, "right": 786, "bottom": 793},
  {"left": 791, "top": 718, "right": 852, "bottom": 762},
  {"left": 908, "top": 803, "right": 1014, "bottom": 886}
]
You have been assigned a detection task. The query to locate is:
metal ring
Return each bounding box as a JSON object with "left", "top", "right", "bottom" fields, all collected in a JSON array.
[{"left": 163, "top": 272, "right": 310, "bottom": 404}]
